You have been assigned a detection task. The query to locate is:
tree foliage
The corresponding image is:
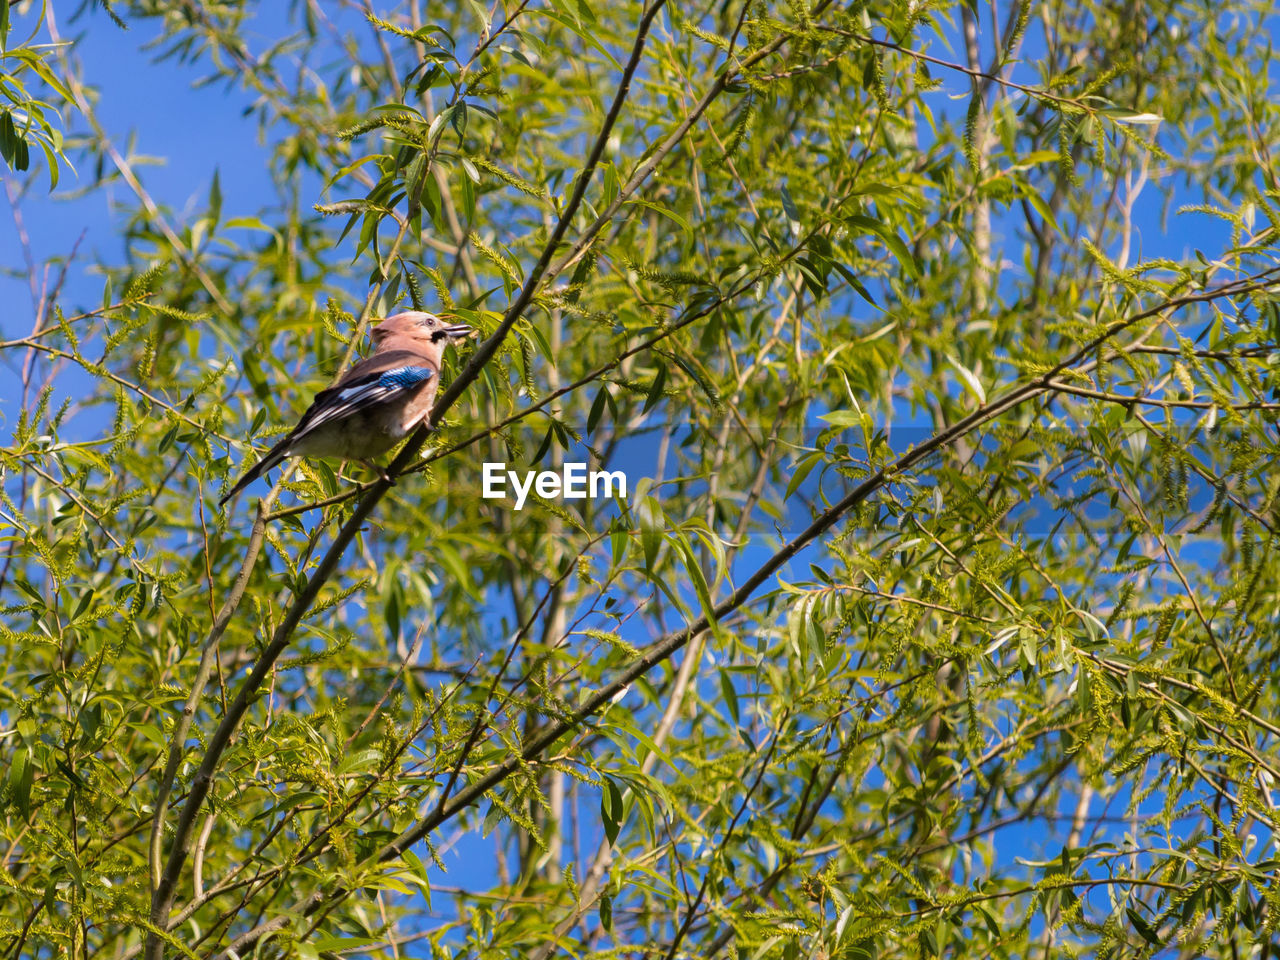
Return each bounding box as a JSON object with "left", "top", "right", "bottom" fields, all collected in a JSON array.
[{"left": 2, "top": 0, "right": 1280, "bottom": 956}]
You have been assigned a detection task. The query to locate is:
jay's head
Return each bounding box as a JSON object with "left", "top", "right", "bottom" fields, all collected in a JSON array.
[{"left": 371, "top": 311, "right": 474, "bottom": 349}]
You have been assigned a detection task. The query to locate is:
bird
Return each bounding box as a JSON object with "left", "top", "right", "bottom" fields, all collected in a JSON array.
[{"left": 219, "top": 310, "right": 473, "bottom": 506}]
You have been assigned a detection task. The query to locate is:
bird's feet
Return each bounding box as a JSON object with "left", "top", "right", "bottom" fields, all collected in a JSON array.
[{"left": 362, "top": 459, "right": 396, "bottom": 485}]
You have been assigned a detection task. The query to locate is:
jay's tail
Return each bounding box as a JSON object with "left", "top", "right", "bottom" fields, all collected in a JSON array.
[{"left": 218, "top": 436, "right": 292, "bottom": 507}]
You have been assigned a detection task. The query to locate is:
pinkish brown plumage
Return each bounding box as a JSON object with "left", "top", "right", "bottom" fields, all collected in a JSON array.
[{"left": 220, "top": 311, "right": 473, "bottom": 506}]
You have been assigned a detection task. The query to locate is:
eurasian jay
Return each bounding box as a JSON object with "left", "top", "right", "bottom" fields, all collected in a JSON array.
[{"left": 219, "top": 310, "right": 473, "bottom": 506}]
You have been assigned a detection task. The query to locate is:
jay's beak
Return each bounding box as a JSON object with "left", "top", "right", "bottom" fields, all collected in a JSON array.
[{"left": 443, "top": 322, "right": 475, "bottom": 339}]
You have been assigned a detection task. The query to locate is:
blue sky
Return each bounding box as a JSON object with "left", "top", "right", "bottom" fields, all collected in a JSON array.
[
  {"left": 2, "top": 1, "right": 1269, "bottom": 949},
  {"left": 2, "top": 8, "right": 268, "bottom": 313}
]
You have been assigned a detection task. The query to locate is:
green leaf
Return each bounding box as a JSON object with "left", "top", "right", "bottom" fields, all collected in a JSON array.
[
  {"left": 780, "top": 182, "right": 800, "bottom": 224},
  {"left": 844, "top": 214, "right": 921, "bottom": 279},
  {"left": 1023, "top": 186, "right": 1061, "bottom": 237},
  {"left": 384, "top": 583, "right": 402, "bottom": 643},
  {"left": 600, "top": 777, "right": 624, "bottom": 845},
  {"left": 8, "top": 748, "right": 33, "bottom": 817},
  {"left": 643, "top": 363, "right": 667, "bottom": 413},
  {"left": 1105, "top": 109, "right": 1163, "bottom": 125},
  {"left": 637, "top": 494, "right": 663, "bottom": 570},
  {"left": 676, "top": 536, "right": 717, "bottom": 628},
  {"left": 208, "top": 168, "right": 222, "bottom": 226},
  {"left": 1126, "top": 908, "right": 1162, "bottom": 946},
  {"left": 831, "top": 261, "right": 879, "bottom": 308},
  {"left": 947, "top": 355, "right": 986, "bottom": 404},
  {"left": 539, "top": 4, "right": 622, "bottom": 70},
  {"left": 531, "top": 425, "right": 555, "bottom": 465},
  {"left": 785, "top": 451, "right": 823, "bottom": 500},
  {"left": 0, "top": 110, "right": 16, "bottom": 167},
  {"left": 819, "top": 410, "right": 862, "bottom": 429},
  {"left": 627, "top": 198, "right": 693, "bottom": 239},
  {"left": 588, "top": 386, "right": 609, "bottom": 433},
  {"left": 719, "top": 667, "right": 739, "bottom": 725}
]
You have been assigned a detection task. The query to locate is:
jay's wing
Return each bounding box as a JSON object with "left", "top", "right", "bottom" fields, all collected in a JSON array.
[
  {"left": 220, "top": 351, "right": 438, "bottom": 507},
  {"left": 289, "top": 351, "right": 437, "bottom": 442}
]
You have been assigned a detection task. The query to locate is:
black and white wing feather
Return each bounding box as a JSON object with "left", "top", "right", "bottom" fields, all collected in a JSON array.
[
  {"left": 289, "top": 363, "right": 436, "bottom": 442},
  {"left": 219, "top": 355, "right": 435, "bottom": 506}
]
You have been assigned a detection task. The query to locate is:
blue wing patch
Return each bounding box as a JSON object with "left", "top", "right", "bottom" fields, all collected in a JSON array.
[
  {"left": 292, "top": 365, "right": 436, "bottom": 440},
  {"left": 376, "top": 366, "right": 435, "bottom": 390}
]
